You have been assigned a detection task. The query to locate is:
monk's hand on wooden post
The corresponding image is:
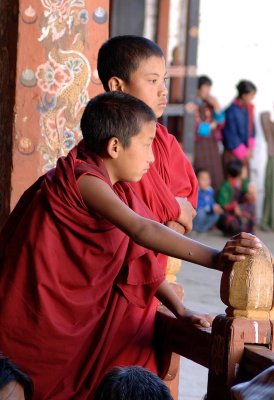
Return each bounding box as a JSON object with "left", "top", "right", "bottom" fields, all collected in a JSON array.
[
  {"left": 177, "top": 307, "right": 214, "bottom": 329},
  {"left": 215, "top": 233, "right": 262, "bottom": 271},
  {"left": 220, "top": 237, "right": 274, "bottom": 319}
]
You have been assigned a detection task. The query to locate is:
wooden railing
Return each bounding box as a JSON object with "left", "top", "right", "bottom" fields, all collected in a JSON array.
[
  {"left": 240, "top": 344, "right": 274, "bottom": 382},
  {"left": 156, "top": 243, "right": 274, "bottom": 399}
]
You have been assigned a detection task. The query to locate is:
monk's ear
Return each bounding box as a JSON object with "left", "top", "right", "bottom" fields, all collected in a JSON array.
[
  {"left": 108, "top": 76, "right": 126, "bottom": 92},
  {"left": 106, "top": 137, "right": 121, "bottom": 158}
]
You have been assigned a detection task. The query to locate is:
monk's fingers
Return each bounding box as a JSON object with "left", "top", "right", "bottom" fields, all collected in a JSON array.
[
  {"left": 230, "top": 232, "right": 256, "bottom": 240},
  {"left": 230, "top": 232, "right": 262, "bottom": 245},
  {"left": 199, "top": 319, "right": 211, "bottom": 328},
  {"left": 224, "top": 239, "right": 261, "bottom": 250},
  {"left": 224, "top": 235, "right": 262, "bottom": 250},
  {"left": 191, "top": 316, "right": 210, "bottom": 328},
  {"left": 222, "top": 246, "right": 260, "bottom": 262},
  {"left": 191, "top": 313, "right": 214, "bottom": 328},
  {"left": 224, "top": 253, "right": 247, "bottom": 262}
]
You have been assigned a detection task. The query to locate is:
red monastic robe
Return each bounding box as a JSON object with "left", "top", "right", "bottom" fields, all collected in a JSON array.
[
  {"left": 0, "top": 124, "right": 197, "bottom": 398},
  {"left": 130, "top": 123, "right": 198, "bottom": 220},
  {"left": 0, "top": 147, "right": 165, "bottom": 399},
  {"left": 130, "top": 123, "right": 198, "bottom": 270}
]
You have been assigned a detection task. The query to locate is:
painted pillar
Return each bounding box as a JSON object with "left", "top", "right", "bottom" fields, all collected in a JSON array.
[
  {"left": 0, "top": 1, "right": 18, "bottom": 228},
  {"left": 11, "top": 0, "right": 109, "bottom": 210}
]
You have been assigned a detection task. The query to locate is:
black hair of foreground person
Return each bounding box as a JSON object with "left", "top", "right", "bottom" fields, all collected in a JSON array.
[
  {"left": 0, "top": 354, "right": 33, "bottom": 399},
  {"left": 93, "top": 366, "right": 174, "bottom": 400}
]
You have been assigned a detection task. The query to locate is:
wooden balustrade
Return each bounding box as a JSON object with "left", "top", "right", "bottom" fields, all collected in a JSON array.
[
  {"left": 239, "top": 344, "right": 274, "bottom": 382},
  {"left": 156, "top": 243, "right": 274, "bottom": 399}
]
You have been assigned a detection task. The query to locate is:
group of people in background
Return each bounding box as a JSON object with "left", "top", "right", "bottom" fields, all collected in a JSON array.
[{"left": 192, "top": 76, "right": 258, "bottom": 235}]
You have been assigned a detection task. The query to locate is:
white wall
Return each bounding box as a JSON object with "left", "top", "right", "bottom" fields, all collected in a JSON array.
[
  {"left": 198, "top": 0, "right": 274, "bottom": 221},
  {"left": 143, "top": 0, "right": 158, "bottom": 40}
]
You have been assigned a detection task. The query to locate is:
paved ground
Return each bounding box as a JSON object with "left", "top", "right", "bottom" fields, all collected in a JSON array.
[{"left": 175, "top": 228, "right": 274, "bottom": 400}]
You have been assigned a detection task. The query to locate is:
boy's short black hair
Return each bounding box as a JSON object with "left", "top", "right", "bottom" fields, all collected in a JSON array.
[
  {"left": 195, "top": 167, "right": 210, "bottom": 177},
  {"left": 0, "top": 354, "right": 33, "bottom": 399},
  {"left": 236, "top": 80, "right": 257, "bottom": 98},
  {"left": 227, "top": 160, "right": 243, "bottom": 178},
  {"left": 80, "top": 91, "right": 156, "bottom": 155},
  {"left": 97, "top": 35, "right": 164, "bottom": 91},
  {"left": 198, "top": 75, "right": 212, "bottom": 89},
  {"left": 93, "top": 366, "right": 173, "bottom": 400}
]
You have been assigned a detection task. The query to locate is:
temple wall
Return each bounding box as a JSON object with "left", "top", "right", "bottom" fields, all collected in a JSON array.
[{"left": 10, "top": 0, "right": 109, "bottom": 210}]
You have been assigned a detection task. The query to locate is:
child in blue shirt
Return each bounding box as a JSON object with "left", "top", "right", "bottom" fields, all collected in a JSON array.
[{"left": 193, "top": 169, "right": 223, "bottom": 232}]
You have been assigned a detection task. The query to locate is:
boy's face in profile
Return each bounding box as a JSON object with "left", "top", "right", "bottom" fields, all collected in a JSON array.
[
  {"left": 113, "top": 120, "right": 156, "bottom": 183},
  {"left": 121, "top": 56, "right": 168, "bottom": 118},
  {"left": 198, "top": 171, "right": 211, "bottom": 190}
]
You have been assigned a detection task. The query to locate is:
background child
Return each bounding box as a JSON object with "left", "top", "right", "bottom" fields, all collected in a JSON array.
[
  {"left": 193, "top": 169, "right": 223, "bottom": 233},
  {"left": 0, "top": 92, "right": 261, "bottom": 399},
  {"left": 193, "top": 75, "right": 225, "bottom": 190},
  {"left": 217, "top": 160, "right": 257, "bottom": 235}
]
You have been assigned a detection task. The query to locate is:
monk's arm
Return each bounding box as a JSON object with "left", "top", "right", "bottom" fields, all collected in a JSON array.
[
  {"left": 78, "top": 175, "right": 261, "bottom": 270},
  {"left": 156, "top": 280, "right": 213, "bottom": 327}
]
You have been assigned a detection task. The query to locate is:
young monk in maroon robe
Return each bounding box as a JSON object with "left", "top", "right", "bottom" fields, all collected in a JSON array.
[
  {"left": 97, "top": 35, "right": 197, "bottom": 241},
  {"left": 0, "top": 92, "right": 261, "bottom": 399}
]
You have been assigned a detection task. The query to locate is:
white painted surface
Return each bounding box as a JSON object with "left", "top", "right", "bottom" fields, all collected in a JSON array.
[
  {"left": 143, "top": 0, "right": 158, "bottom": 40},
  {"left": 253, "top": 320, "right": 259, "bottom": 343},
  {"left": 197, "top": 0, "right": 274, "bottom": 221}
]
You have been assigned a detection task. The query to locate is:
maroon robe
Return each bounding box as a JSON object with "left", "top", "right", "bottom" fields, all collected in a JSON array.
[
  {"left": 130, "top": 123, "right": 198, "bottom": 271},
  {"left": 0, "top": 147, "right": 165, "bottom": 399},
  {"left": 130, "top": 123, "right": 198, "bottom": 219}
]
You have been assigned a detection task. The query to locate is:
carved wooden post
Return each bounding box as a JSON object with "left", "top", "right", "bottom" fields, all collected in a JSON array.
[
  {"left": 221, "top": 244, "right": 274, "bottom": 320},
  {"left": 207, "top": 244, "right": 274, "bottom": 400},
  {"left": 0, "top": 1, "right": 18, "bottom": 229}
]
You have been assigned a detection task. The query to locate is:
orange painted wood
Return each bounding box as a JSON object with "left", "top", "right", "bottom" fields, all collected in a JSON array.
[
  {"left": 156, "top": 0, "right": 170, "bottom": 59},
  {"left": 11, "top": 1, "right": 109, "bottom": 209}
]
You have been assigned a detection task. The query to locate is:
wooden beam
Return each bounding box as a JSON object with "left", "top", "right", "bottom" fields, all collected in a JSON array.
[
  {"left": 0, "top": 1, "right": 18, "bottom": 229},
  {"left": 240, "top": 344, "right": 274, "bottom": 381},
  {"left": 182, "top": 0, "right": 200, "bottom": 157},
  {"left": 155, "top": 307, "right": 211, "bottom": 368},
  {"left": 156, "top": 0, "right": 170, "bottom": 59}
]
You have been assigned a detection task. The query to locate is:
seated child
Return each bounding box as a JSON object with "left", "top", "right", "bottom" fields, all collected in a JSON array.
[
  {"left": 217, "top": 160, "right": 257, "bottom": 235},
  {"left": 193, "top": 169, "right": 223, "bottom": 232},
  {"left": 93, "top": 366, "right": 173, "bottom": 400},
  {"left": 0, "top": 92, "right": 261, "bottom": 399}
]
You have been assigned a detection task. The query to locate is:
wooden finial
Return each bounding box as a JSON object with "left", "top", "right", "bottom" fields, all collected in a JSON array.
[{"left": 220, "top": 243, "right": 274, "bottom": 320}]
